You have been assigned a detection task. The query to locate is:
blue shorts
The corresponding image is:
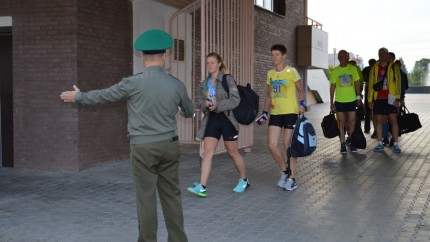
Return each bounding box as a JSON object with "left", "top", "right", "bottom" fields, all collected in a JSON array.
[
  {"left": 204, "top": 112, "right": 238, "bottom": 141},
  {"left": 268, "top": 114, "right": 298, "bottom": 129},
  {"left": 335, "top": 101, "right": 356, "bottom": 112}
]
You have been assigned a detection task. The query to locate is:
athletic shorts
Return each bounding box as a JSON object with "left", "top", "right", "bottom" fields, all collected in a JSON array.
[
  {"left": 335, "top": 101, "right": 356, "bottom": 112},
  {"left": 268, "top": 114, "right": 298, "bottom": 129},
  {"left": 373, "top": 99, "right": 398, "bottom": 116},
  {"left": 204, "top": 112, "right": 238, "bottom": 141}
]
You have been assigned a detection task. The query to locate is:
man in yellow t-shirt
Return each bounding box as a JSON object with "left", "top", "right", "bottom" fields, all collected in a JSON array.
[
  {"left": 330, "top": 49, "right": 362, "bottom": 154},
  {"left": 256, "top": 44, "right": 305, "bottom": 191}
]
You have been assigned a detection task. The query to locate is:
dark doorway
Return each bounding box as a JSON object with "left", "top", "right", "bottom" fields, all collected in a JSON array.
[{"left": 0, "top": 27, "right": 13, "bottom": 167}]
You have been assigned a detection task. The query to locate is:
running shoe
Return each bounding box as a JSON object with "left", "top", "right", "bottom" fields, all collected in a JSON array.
[
  {"left": 187, "top": 182, "right": 207, "bottom": 197},
  {"left": 340, "top": 143, "right": 347, "bottom": 154},
  {"left": 233, "top": 179, "right": 250, "bottom": 192},
  {"left": 392, "top": 144, "right": 401, "bottom": 153},
  {"left": 277, "top": 172, "right": 289, "bottom": 188},
  {"left": 373, "top": 143, "right": 384, "bottom": 152},
  {"left": 350, "top": 144, "right": 357, "bottom": 153},
  {"left": 284, "top": 178, "right": 297, "bottom": 191}
]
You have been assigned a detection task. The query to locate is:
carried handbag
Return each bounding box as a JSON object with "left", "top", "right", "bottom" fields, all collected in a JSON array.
[
  {"left": 398, "top": 107, "right": 422, "bottom": 134},
  {"left": 321, "top": 112, "right": 339, "bottom": 139},
  {"left": 350, "top": 111, "right": 366, "bottom": 149}
]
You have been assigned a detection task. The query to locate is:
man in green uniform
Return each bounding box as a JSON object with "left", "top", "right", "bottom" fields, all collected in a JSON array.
[{"left": 60, "top": 29, "right": 194, "bottom": 242}]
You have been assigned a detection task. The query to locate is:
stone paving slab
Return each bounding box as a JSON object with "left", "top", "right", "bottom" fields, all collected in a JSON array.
[{"left": 1, "top": 94, "right": 429, "bottom": 242}]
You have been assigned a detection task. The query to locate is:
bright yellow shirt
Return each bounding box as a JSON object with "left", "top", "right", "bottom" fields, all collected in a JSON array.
[
  {"left": 266, "top": 66, "right": 300, "bottom": 115},
  {"left": 330, "top": 64, "right": 360, "bottom": 103}
]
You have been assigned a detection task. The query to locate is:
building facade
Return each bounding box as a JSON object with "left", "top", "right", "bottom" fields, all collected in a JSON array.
[{"left": 0, "top": 0, "right": 324, "bottom": 170}]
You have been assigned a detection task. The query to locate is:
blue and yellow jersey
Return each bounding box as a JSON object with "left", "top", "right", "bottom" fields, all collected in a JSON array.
[{"left": 266, "top": 66, "right": 301, "bottom": 115}]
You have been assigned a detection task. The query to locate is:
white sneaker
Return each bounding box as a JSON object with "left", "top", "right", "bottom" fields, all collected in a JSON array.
[
  {"left": 284, "top": 178, "right": 298, "bottom": 191},
  {"left": 277, "top": 172, "right": 289, "bottom": 188}
]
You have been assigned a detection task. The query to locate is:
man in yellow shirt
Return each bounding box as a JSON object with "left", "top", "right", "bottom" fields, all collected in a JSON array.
[
  {"left": 368, "top": 47, "right": 401, "bottom": 153},
  {"left": 330, "top": 50, "right": 362, "bottom": 153}
]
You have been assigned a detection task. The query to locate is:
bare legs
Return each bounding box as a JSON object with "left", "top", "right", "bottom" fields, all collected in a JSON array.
[{"left": 199, "top": 137, "right": 246, "bottom": 186}]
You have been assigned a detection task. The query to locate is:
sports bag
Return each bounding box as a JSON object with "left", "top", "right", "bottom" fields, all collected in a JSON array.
[
  {"left": 222, "top": 75, "right": 259, "bottom": 125},
  {"left": 321, "top": 112, "right": 339, "bottom": 139},
  {"left": 289, "top": 115, "right": 317, "bottom": 157},
  {"left": 351, "top": 111, "right": 366, "bottom": 149},
  {"left": 398, "top": 106, "right": 422, "bottom": 134}
]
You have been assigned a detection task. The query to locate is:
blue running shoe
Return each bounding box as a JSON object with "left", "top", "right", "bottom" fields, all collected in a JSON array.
[
  {"left": 340, "top": 143, "right": 347, "bottom": 154},
  {"left": 392, "top": 144, "right": 401, "bottom": 153},
  {"left": 284, "top": 178, "right": 297, "bottom": 191},
  {"left": 373, "top": 143, "right": 384, "bottom": 152},
  {"left": 187, "top": 182, "right": 207, "bottom": 197},
  {"left": 233, "top": 179, "right": 250, "bottom": 192}
]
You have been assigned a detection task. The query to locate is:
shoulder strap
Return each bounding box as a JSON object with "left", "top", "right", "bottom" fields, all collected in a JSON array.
[{"left": 221, "top": 74, "right": 230, "bottom": 97}]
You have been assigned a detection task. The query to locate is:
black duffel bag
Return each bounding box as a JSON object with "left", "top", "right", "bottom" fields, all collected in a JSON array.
[{"left": 398, "top": 107, "right": 422, "bottom": 134}]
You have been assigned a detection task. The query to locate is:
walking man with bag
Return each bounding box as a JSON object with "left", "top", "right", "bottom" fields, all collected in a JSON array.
[{"left": 329, "top": 50, "right": 362, "bottom": 154}]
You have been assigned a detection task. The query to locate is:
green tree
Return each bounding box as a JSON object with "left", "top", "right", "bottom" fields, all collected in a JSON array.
[{"left": 408, "top": 58, "right": 430, "bottom": 86}]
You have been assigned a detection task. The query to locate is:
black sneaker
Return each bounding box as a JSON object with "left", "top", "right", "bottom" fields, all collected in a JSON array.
[
  {"left": 371, "top": 132, "right": 377, "bottom": 139},
  {"left": 340, "top": 143, "right": 347, "bottom": 154},
  {"left": 383, "top": 136, "right": 389, "bottom": 146},
  {"left": 350, "top": 144, "right": 357, "bottom": 153},
  {"left": 389, "top": 138, "right": 394, "bottom": 147}
]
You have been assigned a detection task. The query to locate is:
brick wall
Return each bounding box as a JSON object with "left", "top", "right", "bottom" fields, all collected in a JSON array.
[
  {"left": 76, "top": 0, "right": 132, "bottom": 169},
  {"left": 0, "top": 0, "right": 132, "bottom": 170},
  {"left": 253, "top": 1, "right": 306, "bottom": 140}
]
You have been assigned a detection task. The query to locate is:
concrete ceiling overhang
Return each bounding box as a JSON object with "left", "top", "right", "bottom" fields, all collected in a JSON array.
[{"left": 153, "top": 0, "right": 196, "bottom": 9}]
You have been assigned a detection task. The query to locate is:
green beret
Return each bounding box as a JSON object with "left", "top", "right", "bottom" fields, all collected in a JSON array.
[{"left": 134, "top": 29, "right": 173, "bottom": 53}]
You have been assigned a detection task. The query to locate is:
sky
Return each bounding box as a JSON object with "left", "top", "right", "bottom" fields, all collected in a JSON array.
[{"left": 308, "top": 0, "right": 430, "bottom": 71}]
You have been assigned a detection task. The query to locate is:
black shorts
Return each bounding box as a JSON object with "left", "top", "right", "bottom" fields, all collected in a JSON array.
[
  {"left": 335, "top": 101, "right": 357, "bottom": 112},
  {"left": 373, "top": 99, "right": 398, "bottom": 116},
  {"left": 268, "top": 114, "right": 298, "bottom": 129},
  {"left": 204, "top": 112, "right": 238, "bottom": 141}
]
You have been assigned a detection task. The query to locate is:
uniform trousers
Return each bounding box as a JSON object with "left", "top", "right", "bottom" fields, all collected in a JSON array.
[{"left": 131, "top": 137, "right": 188, "bottom": 242}]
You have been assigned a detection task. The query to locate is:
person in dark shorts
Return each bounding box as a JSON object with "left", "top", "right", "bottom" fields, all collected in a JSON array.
[
  {"left": 257, "top": 44, "right": 306, "bottom": 191},
  {"left": 187, "top": 52, "right": 249, "bottom": 197},
  {"left": 330, "top": 50, "right": 362, "bottom": 154},
  {"left": 368, "top": 48, "right": 401, "bottom": 153}
]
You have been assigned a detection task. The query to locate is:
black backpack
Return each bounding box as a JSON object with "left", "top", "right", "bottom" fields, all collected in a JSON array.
[
  {"left": 289, "top": 115, "right": 317, "bottom": 157},
  {"left": 221, "top": 75, "right": 259, "bottom": 125}
]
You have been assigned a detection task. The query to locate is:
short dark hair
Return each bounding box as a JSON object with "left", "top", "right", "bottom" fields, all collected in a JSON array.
[
  {"left": 369, "top": 58, "right": 376, "bottom": 65},
  {"left": 271, "top": 44, "right": 287, "bottom": 55},
  {"left": 389, "top": 52, "right": 396, "bottom": 59}
]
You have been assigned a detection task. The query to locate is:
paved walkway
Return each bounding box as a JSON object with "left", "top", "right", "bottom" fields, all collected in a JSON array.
[{"left": 1, "top": 94, "right": 429, "bottom": 242}]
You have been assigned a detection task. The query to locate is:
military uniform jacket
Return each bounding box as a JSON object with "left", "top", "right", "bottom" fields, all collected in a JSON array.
[{"left": 75, "top": 66, "right": 195, "bottom": 144}]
